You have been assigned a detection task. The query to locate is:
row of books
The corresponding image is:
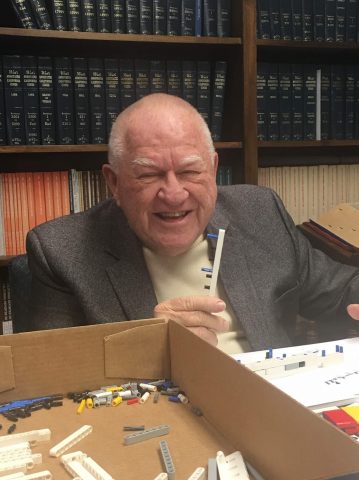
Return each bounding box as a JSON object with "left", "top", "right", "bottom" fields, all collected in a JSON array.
[
  {"left": 258, "top": 164, "right": 359, "bottom": 225},
  {"left": 0, "top": 170, "right": 112, "bottom": 256},
  {"left": 257, "top": 0, "right": 359, "bottom": 43},
  {"left": 10, "top": 0, "right": 231, "bottom": 36},
  {"left": 0, "top": 55, "right": 227, "bottom": 146},
  {"left": 0, "top": 274, "right": 12, "bottom": 335},
  {"left": 257, "top": 63, "right": 359, "bottom": 141},
  {"left": 216, "top": 165, "right": 232, "bottom": 185}
]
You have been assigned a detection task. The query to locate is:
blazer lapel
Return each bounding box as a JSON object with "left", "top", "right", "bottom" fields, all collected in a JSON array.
[{"left": 104, "top": 212, "right": 158, "bottom": 321}]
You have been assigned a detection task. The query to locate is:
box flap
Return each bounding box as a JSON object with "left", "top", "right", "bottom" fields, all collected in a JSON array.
[
  {"left": 104, "top": 321, "right": 170, "bottom": 378},
  {"left": 0, "top": 346, "right": 15, "bottom": 393}
]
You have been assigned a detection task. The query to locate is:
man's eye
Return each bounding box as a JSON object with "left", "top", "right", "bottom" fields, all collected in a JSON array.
[
  {"left": 138, "top": 173, "right": 158, "bottom": 180},
  {"left": 181, "top": 170, "right": 200, "bottom": 176}
]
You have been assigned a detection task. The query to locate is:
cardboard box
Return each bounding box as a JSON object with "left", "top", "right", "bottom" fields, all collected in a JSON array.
[{"left": 0, "top": 319, "right": 359, "bottom": 479}]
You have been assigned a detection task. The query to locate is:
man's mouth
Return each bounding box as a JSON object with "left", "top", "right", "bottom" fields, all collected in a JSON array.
[{"left": 156, "top": 211, "right": 190, "bottom": 220}]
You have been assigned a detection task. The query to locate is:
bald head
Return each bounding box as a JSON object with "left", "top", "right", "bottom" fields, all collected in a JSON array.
[{"left": 108, "top": 93, "right": 215, "bottom": 171}]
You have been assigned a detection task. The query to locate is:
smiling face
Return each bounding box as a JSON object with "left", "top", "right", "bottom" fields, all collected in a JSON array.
[{"left": 103, "top": 95, "right": 218, "bottom": 256}]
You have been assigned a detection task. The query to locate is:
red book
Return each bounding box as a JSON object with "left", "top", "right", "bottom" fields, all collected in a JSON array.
[
  {"left": 60, "top": 171, "right": 70, "bottom": 215},
  {"left": 43, "top": 171, "right": 55, "bottom": 222},
  {"left": 19, "top": 172, "right": 29, "bottom": 253},
  {"left": 52, "top": 171, "right": 63, "bottom": 219},
  {"left": 8, "top": 174, "right": 17, "bottom": 255},
  {"left": 33, "top": 172, "right": 46, "bottom": 227},
  {"left": 2, "top": 174, "right": 12, "bottom": 256},
  {"left": 26, "top": 172, "right": 36, "bottom": 231},
  {"left": 14, "top": 173, "right": 24, "bottom": 254}
]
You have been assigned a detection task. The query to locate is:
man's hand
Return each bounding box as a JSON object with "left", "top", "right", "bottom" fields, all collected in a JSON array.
[
  {"left": 347, "top": 304, "right": 359, "bottom": 320},
  {"left": 154, "top": 295, "right": 229, "bottom": 346}
]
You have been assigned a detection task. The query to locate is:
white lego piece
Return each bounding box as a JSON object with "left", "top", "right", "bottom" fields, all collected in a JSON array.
[
  {"left": 159, "top": 440, "right": 175, "bottom": 480},
  {"left": 0, "top": 453, "right": 42, "bottom": 474},
  {"left": 124, "top": 425, "right": 170, "bottom": 445},
  {"left": 64, "top": 460, "right": 97, "bottom": 480},
  {"left": 49, "top": 425, "right": 93, "bottom": 457},
  {"left": 0, "top": 430, "right": 51, "bottom": 448},
  {"left": 216, "top": 451, "right": 250, "bottom": 480},
  {"left": 61, "top": 451, "right": 87, "bottom": 465},
  {"left": 209, "top": 229, "right": 225, "bottom": 296},
  {"left": 187, "top": 467, "right": 205, "bottom": 480},
  {"left": 139, "top": 392, "right": 150, "bottom": 404},
  {"left": 20, "top": 471, "right": 53, "bottom": 480},
  {"left": 153, "top": 474, "right": 168, "bottom": 480},
  {"left": 0, "top": 442, "right": 32, "bottom": 463},
  {"left": 61, "top": 451, "right": 113, "bottom": 480},
  {"left": 0, "top": 473, "right": 25, "bottom": 479},
  {"left": 139, "top": 383, "right": 157, "bottom": 392}
]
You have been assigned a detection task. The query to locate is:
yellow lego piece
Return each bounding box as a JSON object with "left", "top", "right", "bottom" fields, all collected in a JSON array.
[
  {"left": 86, "top": 397, "right": 93, "bottom": 409},
  {"left": 342, "top": 405, "right": 359, "bottom": 423},
  {"left": 77, "top": 398, "right": 86, "bottom": 415},
  {"left": 112, "top": 396, "right": 123, "bottom": 407}
]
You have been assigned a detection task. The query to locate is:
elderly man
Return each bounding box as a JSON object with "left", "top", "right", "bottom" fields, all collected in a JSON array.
[{"left": 27, "top": 93, "right": 359, "bottom": 353}]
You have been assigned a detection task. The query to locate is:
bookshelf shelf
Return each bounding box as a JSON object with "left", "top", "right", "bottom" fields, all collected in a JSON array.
[
  {"left": 257, "top": 39, "right": 359, "bottom": 52},
  {"left": 259, "top": 140, "right": 359, "bottom": 149}
]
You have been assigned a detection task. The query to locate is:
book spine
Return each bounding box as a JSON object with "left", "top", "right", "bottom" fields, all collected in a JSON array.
[
  {"left": 257, "top": 0, "right": 270, "bottom": 39},
  {"left": 25, "top": 172, "right": 36, "bottom": 230},
  {"left": 52, "top": 171, "right": 63, "bottom": 218},
  {"left": 196, "top": 60, "right": 211, "bottom": 126},
  {"left": 13, "top": 173, "right": 22, "bottom": 254},
  {"left": 3, "top": 174, "right": 13, "bottom": 255},
  {"left": 9, "top": 0, "right": 37, "bottom": 28},
  {"left": 303, "top": 64, "right": 316, "bottom": 140},
  {"left": 302, "top": 0, "right": 313, "bottom": 41},
  {"left": 344, "top": 64, "right": 355, "bottom": 139},
  {"left": 181, "top": 0, "right": 195, "bottom": 35},
  {"left": 203, "top": 0, "right": 217, "bottom": 36},
  {"left": 0, "top": 61, "right": 7, "bottom": 145},
  {"left": 291, "top": 0, "right": 303, "bottom": 40},
  {"left": 325, "top": 0, "right": 336, "bottom": 41},
  {"left": 279, "top": 0, "right": 292, "bottom": 39},
  {"left": 37, "top": 56, "right": 56, "bottom": 144},
  {"left": 167, "top": 0, "right": 181, "bottom": 35},
  {"left": 66, "top": 0, "right": 82, "bottom": 31},
  {"left": 134, "top": 58, "right": 150, "bottom": 100},
  {"left": 119, "top": 58, "right": 136, "bottom": 109},
  {"left": 52, "top": 0, "right": 68, "bottom": 30},
  {"left": 104, "top": 58, "right": 120, "bottom": 136},
  {"left": 269, "top": 0, "right": 281, "bottom": 39},
  {"left": 43, "top": 171, "right": 55, "bottom": 221},
  {"left": 19, "top": 172, "right": 29, "bottom": 253},
  {"left": 60, "top": 171, "right": 70, "bottom": 215},
  {"left": 150, "top": 60, "right": 166, "bottom": 93},
  {"left": 72, "top": 57, "right": 90, "bottom": 144},
  {"left": 267, "top": 63, "right": 279, "bottom": 141},
  {"left": 111, "top": 0, "right": 126, "bottom": 32},
  {"left": 320, "top": 64, "right": 331, "bottom": 140},
  {"left": 335, "top": 0, "right": 346, "bottom": 41},
  {"left": 126, "top": 0, "right": 140, "bottom": 33},
  {"left": 278, "top": 63, "right": 292, "bottom": 141},
  {"left": 313, "top": 0, "right": 325, "bottom": 41},
  {"left": 22, "top": 55, "right": 41, "bottom": 145},
  {"left": 139, "top": 0, "right": 153, "bottom": 34},
  {"left": 97, "top": 0, "right": 111, "bottom": 32},
  {"left": 88, "top": 58, "right": 106, "bottom": 143},
  {"left": 195, "top": 0, "right": 201, "bottom": 36},
  {"left": 256, "top": 62, "right": 268, "bottom": 141},
  {"left": 330, "top": 64, "right": 345, "bottom": 139},
  {"left": 182, "top": 60, "right": 197, "bottom": 106},
  {"left": 217, "top": 0, "right": 231, "bottom": 37},
  {"left": 210, "top": 60, "right": 227, "bottom": 142},
  {"left": 54, "top": 56, "right": 75, "bottom": 144},
  {"left": 153, "top": 0, "right": 167, "bottom": 34},
  {"left": 166, "top": 60, "right": 182, "bottom": 96},
  {"left": 0, "top": 177, "right": 5, "bottom": 256},
  {"left": 27, "top": 0, "right": 53, "bottom": 29},
  {"left": 81, "top": 0, "right": 96, "bottom": 32},
  {"left": 33, "top": 171, "right": 46, "bottom": 226},
  {"left": 292, "top": 63, "right": 304, "bottom": 140},
  {"left": 346, "top": 0, "right": 357, "bottom": 42},
  {"left": 355, "top": 65, "right": 359, "bottom": 139},
  {"left": 3, "top": 55, "right": 26, "bottom": 145}
]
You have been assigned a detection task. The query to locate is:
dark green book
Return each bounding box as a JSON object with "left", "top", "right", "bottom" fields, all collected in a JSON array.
[
  {"left": 150, "top": 60, "right": 166, "bottom": 93},
  {"left": 320, "top": 65, "right": 330, "bottom": 140},
  {"left": 217, "top": 0, "right": 231, "bottom": 37},
  {"left": 51, "top": 0, "right": 68, "bottom": 30},
  {"left": 140, "top": 0, "right": 153, "bottom": 34},
  {"left": 134, "top": 59, "right": 150, "bottom": 99},
  {"left": 257, "top": 0, "right": 270, "bottom": 39},
  {"left": 97, "top": 0, "right": 111, "bottom": 32},
  {"left": 269, "top": 0, "right": 281, "bottom": 39},
  {"left": 278, "top": 63, "right": 291, "bottom": 140},
  {"left": 181, "top": 0, "right": 195, "bottom": 35},
  {"left": 203, "top": 0, "right": 217, "bottom": 36},
  {"left": 111, "top": 0, "right": 125, "bottom": 32},
  {"left": 313, "top": 0, "right": 325, "bottom": 41},
  {"left": 267, "top": 62, "right": 279, "bottom": 140},
  {"left": 119, "top": 59, "right": 136, "bottom": 109},
  {"left": 325, "top": 0, "right": 336, "bottom": 41},
  {"left": 22, "top": 55, "right": 40, "bottom": 144},
  {"left": 344, "top": 65, "right": 355, "bottom": 140},
  {"left": 182, "top": 60, "right": 197, "bottom": 106},
  {"left": 104, "top": 58, "right": 120, "bottom": 136},
  {"left": 37, "top": 56, "right": 56, "bottom": 144},
  {"left": 66, "top": 0, "right": 82, "bottom": 31},
  {"left": 153, "top": 0, "right": 166, "bottom": 34},
  {"left": 27, "top": 0, "right": 53, "bottom": 29},
  {"left": 88, "top": 58, "right": 106, "bottom": 143},
  {"left": 167, "top": 60, "right": 182, "bottom": 96},
  {"left": 346, "top": 0, "right": 357, "bottom": 42},
  {"left": 279, "top": 0, "right": 291, "bottom": 40},
  {"left": 54, "top": 57, "right": 75, "bottom": 144},
  {"left": 81, "top": 0, "right": 96, "bottom": 32},
  {"left": 196, "top": 60, "right": 211, "bottom": 125},
  {"left": 256, "top": 62, "right": 268, "bottom": 141},
  {"left": 330, "top": 64, "right": 345, "bottom": 139},
  {"left": 167, "top": 0, "right": 181, "bottom": 35},
  {"left": 210, "top": 60, "right": 227, "bottom": 141},
  {"left": 3, "top": 55, "right": 25, "bottom": 145},
  {"left": 126, "top": 0, "right": 140, "bottom": 33},
  {"left": 9, "top": 0, "right": 37, "bottom": 28},
  {"left": 303, "top": 64, "right": 316, "bottom": 140},
  {"left": 335, "top": 0, "right": 346, "bottom": 42},
  {"left": 291, "top": 63, "right": 304, "bottom": 140},
  {"left": 0, "top": 61, "right": 6, "bottom": 144},
  {"left": 72, "top": 57, "right": 90, "bottom": 144}
]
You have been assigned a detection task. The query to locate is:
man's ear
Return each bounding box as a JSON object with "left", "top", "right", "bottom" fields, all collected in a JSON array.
[
  {"left": 102, "top": 163, "right": 120, "bottom": 203},
  {"left": 213, "top": 152, "right": 219, "bottom": 176}
]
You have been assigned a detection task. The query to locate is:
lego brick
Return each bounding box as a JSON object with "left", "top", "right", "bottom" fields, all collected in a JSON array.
[
  {"left": 124, "top": 425, "right": 170, "bottom": 445},
  {"left": 159, "top": 440, "right": 175, "bottom": 480},
  {"left": 49, "top": 425, "right": 93, "bottom": 457}
]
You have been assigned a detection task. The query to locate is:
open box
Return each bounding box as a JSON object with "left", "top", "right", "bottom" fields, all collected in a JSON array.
[{"left": 0, "top": 318, "right": 359, "bottom": 479}]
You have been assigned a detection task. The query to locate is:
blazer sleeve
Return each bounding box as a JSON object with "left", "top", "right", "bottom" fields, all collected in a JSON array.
[{"left": 26, "top": 229, "right": 86, "bottom": 331}]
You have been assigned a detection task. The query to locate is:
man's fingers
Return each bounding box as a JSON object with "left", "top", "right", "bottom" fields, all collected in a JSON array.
[
  {"left": 347, "top": 304, "right": 359, "bottom": 320},
  {"left": 187, "top": 326, "right": 218, "bottom": 346},
  {"left": 155, "top": 295, "right": 226, "bottom": 314},
  {"left": 154, "top": 307, "right": 229, "bottom": 333}
]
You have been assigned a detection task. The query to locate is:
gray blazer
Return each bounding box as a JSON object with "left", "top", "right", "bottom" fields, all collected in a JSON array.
[{"left": 27, "top": 185, "right": 359, "bottom": 350}]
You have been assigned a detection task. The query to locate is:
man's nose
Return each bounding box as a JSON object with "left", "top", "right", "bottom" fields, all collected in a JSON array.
[{"left": 157, "top": 172, "right": 189, "bottom": 204}]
